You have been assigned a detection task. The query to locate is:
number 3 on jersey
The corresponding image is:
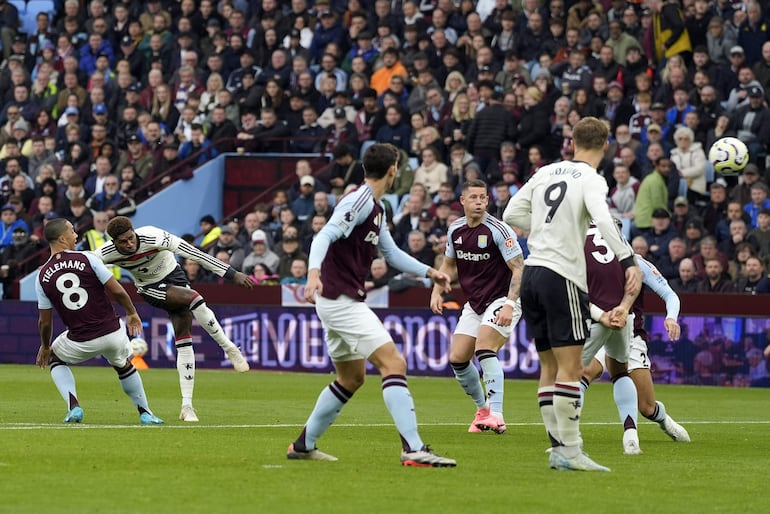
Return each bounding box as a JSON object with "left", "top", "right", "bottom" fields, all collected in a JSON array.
[
  {"left": 544, "top": 182, "right": 567, "bottom": 223},
  {"left": 56, "top": 272, "right": 89, "bottom": 310},
  {"left": 586, "top": 226, "right": 616, "bottom": 264}
]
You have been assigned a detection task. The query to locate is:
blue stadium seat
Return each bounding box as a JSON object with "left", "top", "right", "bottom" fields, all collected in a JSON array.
[
  {"left": 8, "top": 0, "right": 25, "bottom": 14},
  {"left": 26, "top": 0, "right": 54, "bottom": 18},
  {"left": 21, "top": 11, "right": 38, "bottom": 36},
  {"left": 359, "top": 140, "right": 375, "bottom": 160}
]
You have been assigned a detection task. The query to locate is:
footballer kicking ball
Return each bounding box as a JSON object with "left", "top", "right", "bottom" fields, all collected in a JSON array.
[
  {"left": 131, "top": 337, "right": 149, "bottom": 357},
  {"left": 708, "top": 137, "right": 749, "bottom": 176}
]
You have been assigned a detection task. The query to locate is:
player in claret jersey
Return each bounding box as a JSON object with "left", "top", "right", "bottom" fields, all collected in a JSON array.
[
  {"left": 98, "top": 216, "right": 255, "bottom": 423},
  {"left": 287, "top": 143, "right": 456, "bottom": 468},
  {"left": 430, "top": 179, "right": 524, "bottom": 435},
  {"left": 35, "top": 218, "right": 163, "bottom": 425}
]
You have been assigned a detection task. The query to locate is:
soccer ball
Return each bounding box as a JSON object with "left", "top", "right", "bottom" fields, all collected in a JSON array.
[
  {"left": 708, "top": 137, "right": 749, "bottom": 175},
  {"left": 131, "top": 337, "right": 148, "bottom": 357}
]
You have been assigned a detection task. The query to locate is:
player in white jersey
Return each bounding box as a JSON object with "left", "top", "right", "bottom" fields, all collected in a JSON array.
[
  {"left": 430, "top": 179, "right": 524, "bottom": 434},
  {"left": 583, "top": 254, "right": 691, "bottom": 444},
  {"left": 98, "top": 216, "right": 255, "bottom": 422},
  {"left": 503, "top": 117, "right": 641, "bottom": 472}
]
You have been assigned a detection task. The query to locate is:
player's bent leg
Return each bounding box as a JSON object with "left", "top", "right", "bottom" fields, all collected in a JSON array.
[
  {"left": 474, "top": 327, "right": 508, "bottom": 434},
  {"left": 288, "top": 359, "right": 364, "bottom": 461},
  {"left": 449, "top": 334, "right": 488, "bottom": 432},
  {"left": 630, "top": 368, "right": 691, "bottom": 442},
  {"left": 168, "top": 286, "right": 249, "bottom": 372}
]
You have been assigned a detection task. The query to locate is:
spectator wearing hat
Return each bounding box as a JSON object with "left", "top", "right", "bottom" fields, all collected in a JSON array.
[
  {"left": 729, "top": 85, "right": 770, "bottom": 166},
  {"left": 728, "top": 163, "right": 762, "bottom": 206},
  {"left": 706, "top": 16, "right": 737, "bottom": 66},
  {"left": 747, "top": 208, "right": 770, "bottom": 260},
  {"left": 323, "top": 106, "right": 358, "bottom": 155},
  {"left": 342, "top": 31, "right": 378, "bottom": 74},
  {"left": 242, "top": 228, "right": 281, "bottom": 276},
  {"left": 309, "top": 10, "right": 344, "bottom": 64},
  {"left": 156, "top": 140, "right": 193, "bottom": 190},
  {"left": 682, "top": 218, "right": 706, "bottom": 255},
  {"left": 701, "top": 178, "right": 730, "bottom": 235},
  {"left": 0, "top": 202, "right": 29, "bottom": 248},
  {"left": 642, "top": 207, "right": 678, "bottom": 261},
  {"left": 291, "top": 175, "right": 317, "bottom": 223},
  {"left": 117, "top": 34, "right": 144, "bottom": 81},
  {"left": 206, "top": 225, "right": 245, "bottom": 271},
  {"left": 0, "top": 223, "right": 39, "bottom": 299},
  {"left": 672, "top": 194, "right": 700, "bottom": 234}
]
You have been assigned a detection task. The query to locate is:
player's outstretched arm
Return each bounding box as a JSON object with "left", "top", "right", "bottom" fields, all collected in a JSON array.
[
  {"left": 231, "top": 270, "right": 255, "bottom": 290},
  {"left": 36, "top": 309, "right": 53, "bottom": 368},
  {"left": 495, "top": 254, "right": 524, "bottom": 327},
  {"left": 430, "top": 257, "right": 457, "bottom": 314},
  {"left": 105, "top": 278, "right": 143, "bottom": 337},
  {"left": 638, "top": 255, "right": 681, "bottom": 341}
]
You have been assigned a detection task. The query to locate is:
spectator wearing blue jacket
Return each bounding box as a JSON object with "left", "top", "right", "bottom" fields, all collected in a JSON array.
[
  {"left": 309, "top": 12, "right": 344, "bottom": 64},
  {"left": 0, "top": 204, "right": 30, "bottom": 249},
  {"left": 178, "top": 124, "right": 218, "bottom": 166},
  {"left": 79, "top": 33, "right": 114, "bottom": 75},
  {"left": 744, "top": 182, "right": 770, "bottom": 228}
]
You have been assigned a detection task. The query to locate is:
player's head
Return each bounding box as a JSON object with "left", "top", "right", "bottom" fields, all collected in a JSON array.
[
  {"left": 107, "top": 216, "right": 137, "bottom": 254},
  {"left": 362, "top": 142, "right": 399, "bottom": 182},
  {"left": 44, "top": 218, "right": 76, "bottom": 249},
  {"left": 571, "top": 116, "right": 609, "bottom": 153},
  {"left": 459, "top": 179, "right": 489, "bottom": 217}
]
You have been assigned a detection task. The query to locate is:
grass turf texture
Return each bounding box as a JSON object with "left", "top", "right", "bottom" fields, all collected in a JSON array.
[{"left": 0, "top": 364, "right": 768, "bottom": 514}]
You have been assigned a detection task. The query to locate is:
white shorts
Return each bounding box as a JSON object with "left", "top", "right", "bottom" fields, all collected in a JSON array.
[
  {"left": 592, "top": 333, "right": 650, "bottom": 372},
  {"left": 582, "top": 313, "right": 634, "bottom": 367},
  {"left": 455, "top": 297, "right": 521, "bottom": 339},
  {"left": 51, "top": 324, "right": 132, "bottom": 367},
  {"left": 315, "top": 295, "right": 391, "bottom": 362}
]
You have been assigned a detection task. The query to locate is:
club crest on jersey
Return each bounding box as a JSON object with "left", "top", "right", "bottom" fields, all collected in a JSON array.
[
  {"left": 478, "top": 235, "right": 488, "bottom": 248},
  {"left": 504, "top": 238, "right": 514, "bottom": 248}
]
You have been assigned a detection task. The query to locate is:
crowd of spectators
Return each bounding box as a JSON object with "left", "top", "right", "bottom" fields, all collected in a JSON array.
[
  {"left": 1, "top": 0, "right": 770, "bottom": 383},
  {"left": 4, "top": 0, "right": 770, "bottom": 306}
]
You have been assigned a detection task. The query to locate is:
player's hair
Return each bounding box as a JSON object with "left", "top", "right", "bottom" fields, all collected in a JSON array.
[
  {"left": 106, "top": 216, "right": 134, "bottom": 239},
  {"left": 461, "top": 178, "right": 488, "bottom": 192},
  {"left": 571, "top": 116, "right": 608, "bottom": 152},
  {"left": 44, "top": 218, "right": 69, "bottom": 243},
  {"left": 362, "top": 143, "right": 399, "bottom": 179}
]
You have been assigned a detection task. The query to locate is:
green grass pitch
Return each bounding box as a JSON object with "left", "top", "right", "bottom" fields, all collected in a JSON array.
[{"left": 1, "top": 364, "right": 768, "bottom": 514}]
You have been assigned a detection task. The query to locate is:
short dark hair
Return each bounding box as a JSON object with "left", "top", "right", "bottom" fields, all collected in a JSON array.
[
  {"left": 44, "top": 218, "right": 69, "bottom": 242},
  {"left": 362, "top": 143, "right": 399, "bottom": 179}
]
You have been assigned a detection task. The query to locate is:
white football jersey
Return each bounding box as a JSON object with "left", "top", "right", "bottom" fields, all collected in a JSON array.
[
  {"left": 95, "top": 226, "right": 230, "bottom": 287},
  {"left": 503, "top": 160, "right": 632, "bottom": 292}
]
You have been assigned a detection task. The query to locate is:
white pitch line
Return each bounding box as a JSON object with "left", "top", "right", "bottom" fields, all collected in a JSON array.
[{"left": 0, "top": 420, "right": 769, "bottom": 430}]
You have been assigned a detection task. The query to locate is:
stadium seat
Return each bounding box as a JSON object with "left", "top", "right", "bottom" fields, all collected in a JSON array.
[
  {"left": 26, "top": 0, "right": 54, "bottom": 18},
  {"left": 8, "top": 0, "right": 25, "bottom": 15},
  {"left": 21, "top": 11, "right": 38, "bottom": 36},
  {"left": 359, "top": 140, "right": 375, "bottom": 160}
]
